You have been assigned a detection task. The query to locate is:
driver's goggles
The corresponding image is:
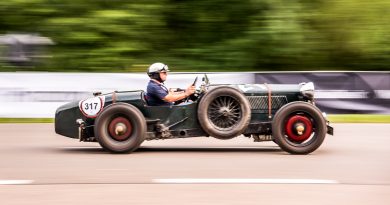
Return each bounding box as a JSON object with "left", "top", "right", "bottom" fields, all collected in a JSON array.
[{"left": 160, "top": 64, "right": 170, "bottom": 72}]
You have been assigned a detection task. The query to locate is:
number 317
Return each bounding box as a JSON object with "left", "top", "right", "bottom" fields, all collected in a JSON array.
[{"left": 85, "top": 102, "right": 98, "bottom": 110}]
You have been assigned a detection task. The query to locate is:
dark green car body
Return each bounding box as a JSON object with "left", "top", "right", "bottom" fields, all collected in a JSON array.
[{"left": 55, "top": 80, "right": 333, "bottom": 154}]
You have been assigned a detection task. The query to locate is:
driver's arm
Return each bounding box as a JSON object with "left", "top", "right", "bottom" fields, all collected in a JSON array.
[{"left": 163, "top": 85, "right": 195, "bottom": 102}]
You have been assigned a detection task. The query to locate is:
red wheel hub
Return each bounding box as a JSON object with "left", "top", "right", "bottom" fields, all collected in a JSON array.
[
  {"left": 285, "top": 115, "right": 313, "bottom": 142},
  {"left": 108, "top": 117, "right": 132, "bottom": 141}
]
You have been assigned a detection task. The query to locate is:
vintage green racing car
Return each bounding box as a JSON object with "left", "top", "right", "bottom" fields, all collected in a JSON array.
[{"left": 55, "top": 74, "right": 334, "bottom": 154}]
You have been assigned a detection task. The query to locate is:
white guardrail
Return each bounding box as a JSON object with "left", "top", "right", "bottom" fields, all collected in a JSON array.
[
  {"left": 0, "top": 72, "right": 254, "bottom": 118},
  {"left": 1, "top": 71, "right": 389, "bottom": 117}
]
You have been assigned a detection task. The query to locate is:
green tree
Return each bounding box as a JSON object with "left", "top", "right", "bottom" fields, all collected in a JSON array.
[{"left": 0, "top": 0, "right": 388, "bottom": 71}]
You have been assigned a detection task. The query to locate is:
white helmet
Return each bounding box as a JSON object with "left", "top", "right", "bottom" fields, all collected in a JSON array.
[{"left": 147, "top": 62, "right": 170, "bottom": 77}]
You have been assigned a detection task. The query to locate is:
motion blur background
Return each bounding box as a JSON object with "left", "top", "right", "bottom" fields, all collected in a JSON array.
[
  {"left": 1, "top": 2, "right": 390, "bottom": 204},
  {"left": 0, "top": 1, "right": 389, "bottom": 118},
  {"left": 0, "top": 0, "right": 389, "bottom": 72}
]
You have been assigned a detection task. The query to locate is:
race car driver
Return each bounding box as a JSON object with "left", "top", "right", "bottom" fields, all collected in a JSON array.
[{"left": 145, "top": 62, "right": 196, "bottom": 106}]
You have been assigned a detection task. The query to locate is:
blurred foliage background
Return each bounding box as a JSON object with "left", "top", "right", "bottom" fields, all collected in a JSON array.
[{"left": 0, "top": 0, "right": 389, "bottom": 72}]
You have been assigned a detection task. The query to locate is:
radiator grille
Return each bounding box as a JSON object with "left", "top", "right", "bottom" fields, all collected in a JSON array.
[{"left": 247, "top": 96, "right": 288, "bottom": 109}]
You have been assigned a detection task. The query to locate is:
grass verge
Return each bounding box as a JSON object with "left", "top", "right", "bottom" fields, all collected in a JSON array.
[
  {"left": 327, "top": 114, "right": 390, "bottom": 123},
  {"left": 0, "top": 118, "right": 54, "bottom": 123}
]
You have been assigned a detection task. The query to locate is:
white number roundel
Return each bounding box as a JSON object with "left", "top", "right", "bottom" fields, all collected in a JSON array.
[{"left": 79, "top": 96, "right": 105, "bottom": 118}]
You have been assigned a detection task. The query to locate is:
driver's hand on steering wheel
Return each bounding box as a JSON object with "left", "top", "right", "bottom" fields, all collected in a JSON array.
[{"left": 185, "top": 85, "right": 196, "bottom": 97}]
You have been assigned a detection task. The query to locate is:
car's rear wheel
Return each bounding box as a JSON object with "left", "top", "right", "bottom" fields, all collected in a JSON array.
[
  {"left": 272, "top": 102, "right": 327, "bottom": 154},
  {"left": 94, "top": 103, "right": 146, "bottom": 153},
  {"left": 198, "top": 86, "right": 251, "bottom": 139}
]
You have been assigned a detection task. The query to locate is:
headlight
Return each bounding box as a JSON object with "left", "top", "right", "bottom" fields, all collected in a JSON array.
[{"left": 300, "top": 82, "right": 315, "bottom": 100}]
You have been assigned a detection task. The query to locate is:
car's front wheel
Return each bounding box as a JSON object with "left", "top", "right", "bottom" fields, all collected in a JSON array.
[
  {"left": 272, "top": 102, "right": 327, "bottom": 154},
  {"left": 94, "top": 103, "right": 146, "bottom": 153}
]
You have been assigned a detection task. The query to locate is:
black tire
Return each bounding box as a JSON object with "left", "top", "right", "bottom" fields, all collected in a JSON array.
[
  {"left": 198, "top": 86, "right": 251, "bottom": 139},
  {"left": 94, "top": 103, "right": 146, "bottom": 153},
  {"left": 272, "top": 102, "right": 327, "bottom": 155}
]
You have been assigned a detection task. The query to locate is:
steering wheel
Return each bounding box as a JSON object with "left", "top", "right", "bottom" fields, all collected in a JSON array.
[
  {"left": 192, "top": 76, "right": 198, "bottom": 87},
  {"left": 184, "top": 76, "right": 198, "bottom": 102}
]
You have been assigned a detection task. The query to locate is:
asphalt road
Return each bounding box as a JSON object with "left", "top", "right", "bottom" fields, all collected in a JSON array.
[{"left": 0, "top": 123, "right": 389, "bottom": 204}]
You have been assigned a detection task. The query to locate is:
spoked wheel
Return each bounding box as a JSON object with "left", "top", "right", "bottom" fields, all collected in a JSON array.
[
  {"left": 208, "top": 96, "right": 242, "bottom": 130},
  {"left": 94, "top": 103, "right": 146, "bottom": 153},
  {"left": 198, "top": 86, "right": 251, "bottom": 139},
  {"left": 272, "top": 102, "right": 327, "bottom": 154}
]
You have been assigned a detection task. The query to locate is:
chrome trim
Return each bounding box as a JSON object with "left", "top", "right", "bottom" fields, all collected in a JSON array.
[
  {"left": 300, "top": 82, "right": 315, "bottom": 99},
  {"left": 76, "top": 119, "right": 85, "bottom": 141}
]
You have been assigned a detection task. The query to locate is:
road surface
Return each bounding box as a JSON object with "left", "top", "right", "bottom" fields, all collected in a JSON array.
[{"left": 0, "top": 123, "right": 389, "bottom": 204}]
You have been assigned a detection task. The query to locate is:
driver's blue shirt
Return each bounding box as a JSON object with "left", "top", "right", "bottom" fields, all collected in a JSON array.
[{"left": 146, "top": 80, "right": 173, "bottom": 106}]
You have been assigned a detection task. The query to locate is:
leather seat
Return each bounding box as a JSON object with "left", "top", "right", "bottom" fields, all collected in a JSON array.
[{"left": 141, "top": 91, "right": 149, "bottom": 105}]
